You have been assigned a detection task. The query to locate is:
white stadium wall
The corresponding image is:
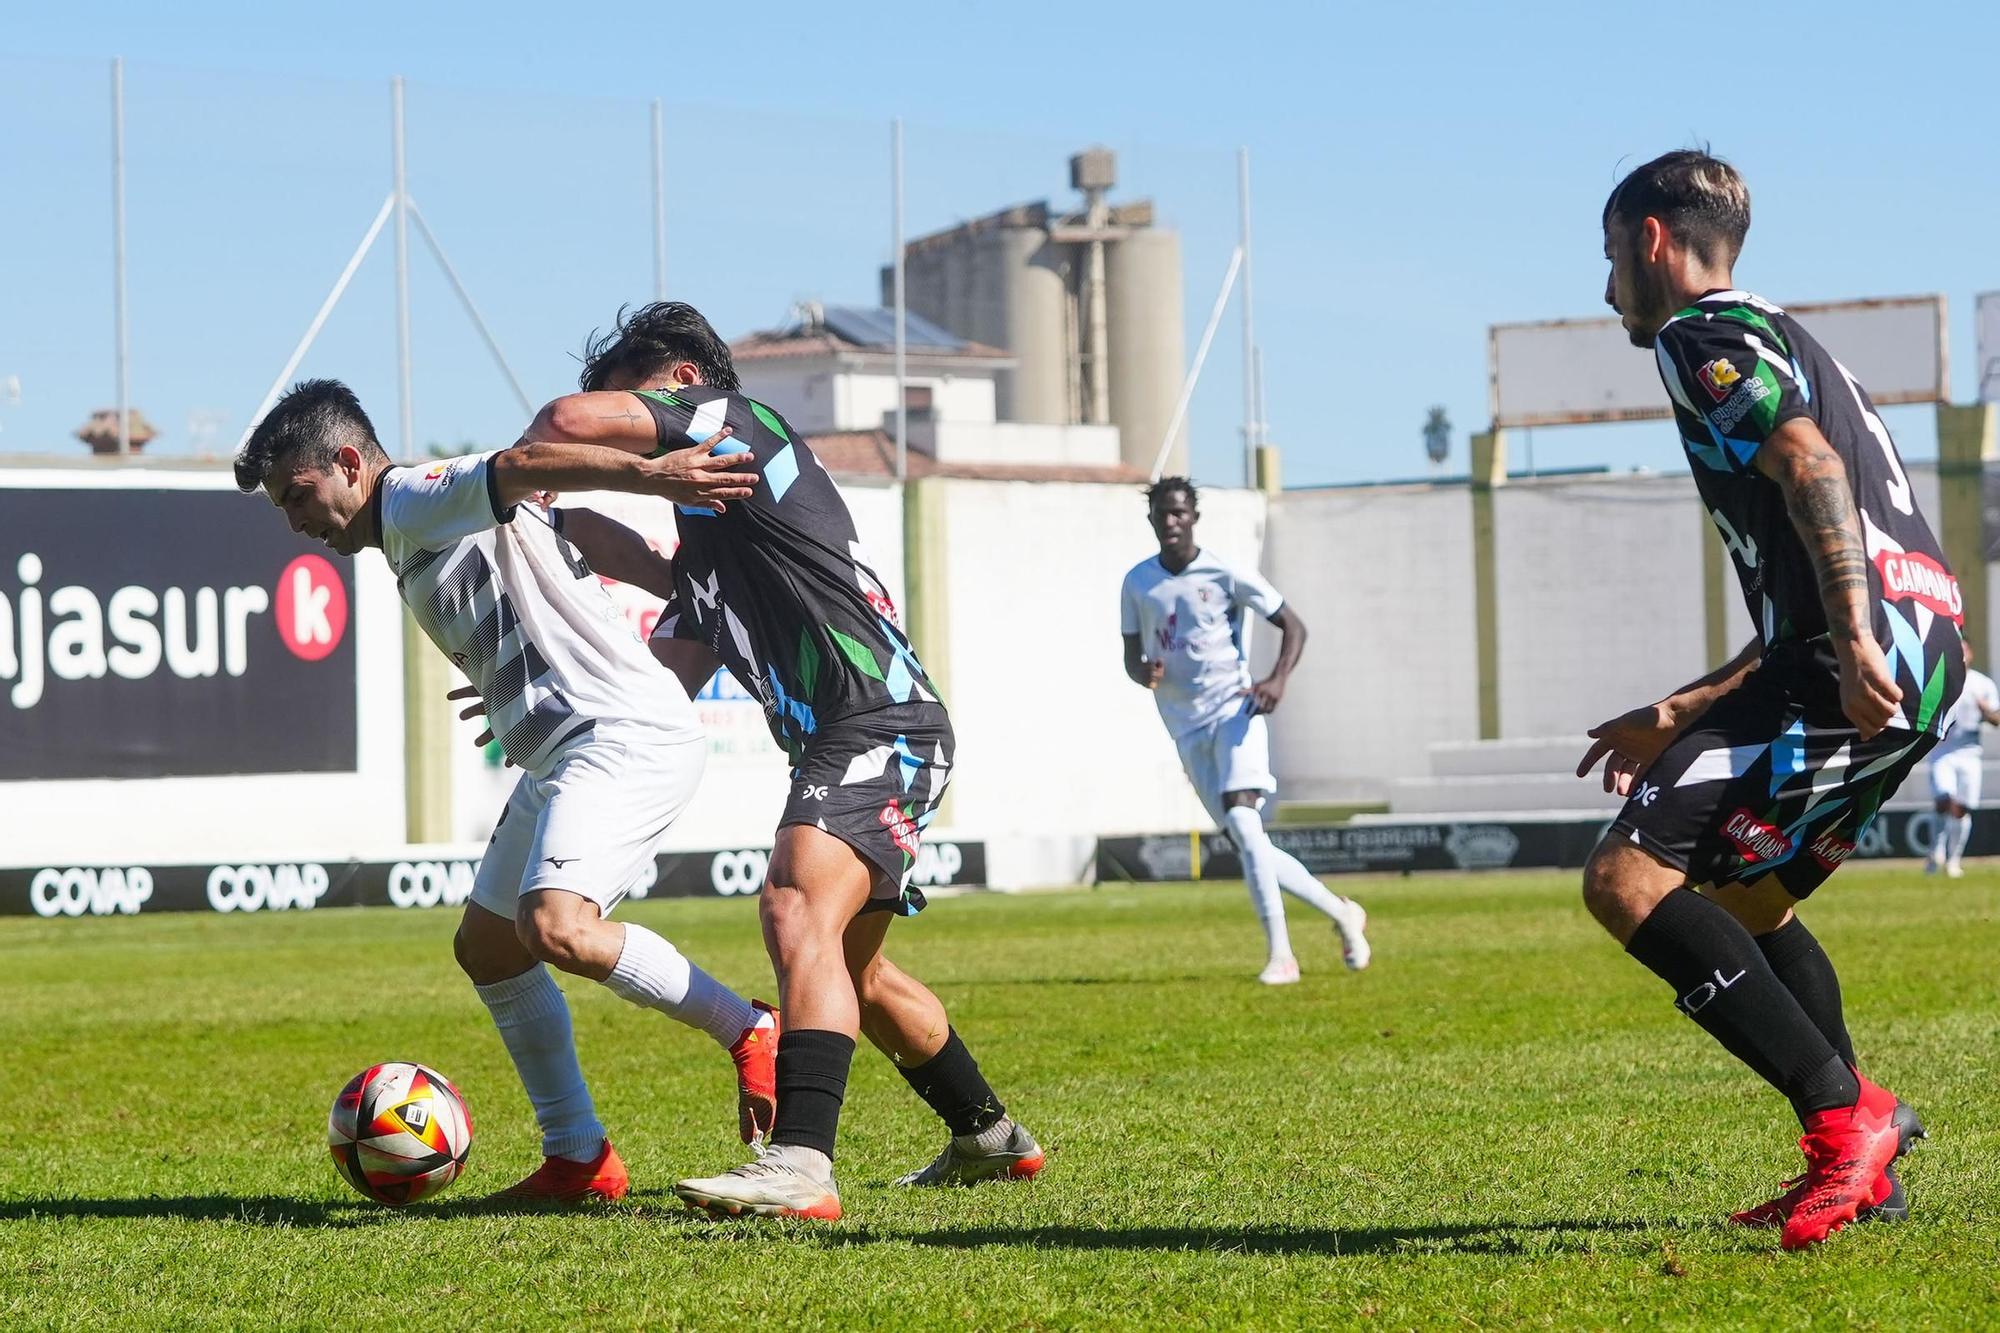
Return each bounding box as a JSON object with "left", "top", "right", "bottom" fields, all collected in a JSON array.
[
  {"left": 927, "top": 479, "right": 1268, "bottom": 883},
  {"left": 1263, "top": 483, "right": 1480, "bottom": 801},
  {"left": 1490, "top": 474, "right": 1713, "bottom": 738}
]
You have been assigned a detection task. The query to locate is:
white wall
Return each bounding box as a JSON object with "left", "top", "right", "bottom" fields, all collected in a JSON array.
[
  {"left": 1265, "top": 483, "right": 1480, "bottom": 801},
  {"left": 1492, "top": 473, "right": 1713, "bottom": 737},
  {"left": 920, "top": 420, "right": 1121, "bottom": 467},
  {"left": 744, "top": 363, "right": 837, "bottom": 434},
  {"left": 838, "top": 367, "right": 998, "bottom": 432},
  {"left": 930, "top": 479, "right": 1267, "bottom": 849}
]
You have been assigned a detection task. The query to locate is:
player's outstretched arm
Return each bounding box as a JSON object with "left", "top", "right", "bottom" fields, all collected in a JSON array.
[
  {"left": 1249, "top": 605, "right": 1308, "bottom": 714},
  {"left": 1122, "top": 633, "right": 1162, "bottom": 689},
  {"left": 1753, "top": 417, "right": 1900, "bottom": 737},
  {"left": 519, "top": 392, "right": 663, "bottom": 455},
  {"left": 556, "top": 508, "right": 676, "bottom": 599},
  {"left": 490, "top": 434, "right": 756, "bottom": 513}
]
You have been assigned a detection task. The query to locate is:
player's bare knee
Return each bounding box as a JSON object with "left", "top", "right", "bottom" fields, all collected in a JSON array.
[
  {"left": 1582, "top": 840, "right": 1678, "bottom": 941},
  {"left": 515, "top": 902, "right": 593, "bottom": 973}
]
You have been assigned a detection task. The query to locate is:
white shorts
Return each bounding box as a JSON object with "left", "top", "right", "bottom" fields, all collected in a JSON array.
[
  {"left": 1174, "top": 707, "right": 1276, "bottom": 827},
  {"left": 471, "top": 719, "right": 706, "bottom": 919},
  {"left": 1929, "top": 748, "right": 1983, "bottom": 809}
]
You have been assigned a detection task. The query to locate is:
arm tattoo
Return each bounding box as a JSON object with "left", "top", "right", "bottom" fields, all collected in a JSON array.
[
  {"left": 1783, "top": 452, "right": 1870, "bottom": 639},
  {"left": 597, "top": 407, "right": 644, "bottom": 429}
]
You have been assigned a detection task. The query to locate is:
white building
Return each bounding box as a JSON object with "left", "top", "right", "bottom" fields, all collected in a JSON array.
[{"left": 732, "top": 304, "right": 1132, "bottom": 478}]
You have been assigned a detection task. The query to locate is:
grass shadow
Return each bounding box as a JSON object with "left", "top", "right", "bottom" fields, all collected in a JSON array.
[{"left": 801, "top": 1218, "right": 1655, "bottom": 1257}]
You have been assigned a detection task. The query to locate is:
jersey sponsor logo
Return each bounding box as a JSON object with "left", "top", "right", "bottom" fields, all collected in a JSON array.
[
  {"left": 1153, "top": 610, "right": 1180, "bottom": 655},
  {"left": 1875, "top": 549, "right": 1963, "bottom": 620},
  {"left": 1809, "top": 829, "right": 1856, "bottom": 871},
  {"left": 29, "top": 865, "right": 154, "bottom": 917},
  {"left": 274, "top": 554, "right": 348, "bottom": 662},
  {"left": 1697, "top": 358, "right": 1742, "bottom": 402},
  {"left": 1710, "top": 373, "right": 1772, "bottom": 433},
  {"left": 879, "top": 800, "right": 921, "bottom": 860},
  {"left": 1722, "top": 809, "right": 1793, "bottom": 863}
]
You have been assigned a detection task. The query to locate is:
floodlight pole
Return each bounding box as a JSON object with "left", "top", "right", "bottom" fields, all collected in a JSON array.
[
  {"left": 892, "top": 119, "right": 908, "bottom": 483},
  {"left": 112, "top": 57, "right": 130, "bottom": 456},
  {"left": 392, "top": 76, "right": 413, "bottom": 459},
  {"left": 1152, "top": 246, "right": 1244, "bottom": 481},
  {"left": 1237, "top": 147, "right": 1257, "bottom": 487},
  {"left": 651, "top": 99, "right": 667, "bottom": 300}
]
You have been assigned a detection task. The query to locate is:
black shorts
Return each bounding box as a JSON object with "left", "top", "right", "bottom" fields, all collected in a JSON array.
[
  {"left": 1611, "top": 647, "right": 1947, "bottom": 899},
  {"left": 780, "top": 703, "right": 955, "bottom": 916}
]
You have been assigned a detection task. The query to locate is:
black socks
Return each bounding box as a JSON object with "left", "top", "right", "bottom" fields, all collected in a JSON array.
[
  {"left": 1755, "top": 915, "right": 1857, "bottom": 1068},
  {"left": 1626, "top": 888, "right": 1859, "bottom": 1119},
  {"left": 895, "top": 1028, "right": 1007, "bottom": 1137},
  {"left": 770, "top": 1029, "right": 855, "bottom": 1159}
]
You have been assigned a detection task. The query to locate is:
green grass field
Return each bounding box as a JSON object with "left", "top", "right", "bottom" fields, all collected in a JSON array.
[{"left": 6, "top": 868, "right": 2000, "bottom": 1329}]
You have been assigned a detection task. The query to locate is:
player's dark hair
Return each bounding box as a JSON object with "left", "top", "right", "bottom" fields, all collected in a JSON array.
[
  {"left": 1147, "top": 476, "right": 1198, "bottom": 509},
  {"left": 579, "top": 301, "right": 741, "bottom": 393},
  {"left": 233, "top": 378, "right": 389, "bottom": 492},
  {"left": 1602, "top": 148, "right": 1751, "bottom": 267}
]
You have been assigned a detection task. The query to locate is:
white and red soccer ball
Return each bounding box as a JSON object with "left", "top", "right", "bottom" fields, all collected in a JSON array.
[{"left": 327, "top": 1062, "right": 473, "bottom": 1206}]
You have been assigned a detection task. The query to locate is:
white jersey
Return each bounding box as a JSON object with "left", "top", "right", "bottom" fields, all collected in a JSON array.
[
  {"left": 1936, "top": 667, "right": 1999, "bottom": 757},
  {"left": 1120, "top": 549, "right": 1284, "bottom": 739},
  {"left": 376, "top": 454, "right": 700, "bottom": 775}
]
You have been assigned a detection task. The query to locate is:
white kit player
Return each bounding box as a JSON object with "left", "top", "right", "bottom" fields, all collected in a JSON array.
[
  {"left": 235, "top": 378, "right": 778, "bottom": 1205},
  {"left": 1927, "top": 638, "right": 2000, "bottom": 878},
  {"left": 1119, "top": 477, "right": 1370, "bottom": 984}
]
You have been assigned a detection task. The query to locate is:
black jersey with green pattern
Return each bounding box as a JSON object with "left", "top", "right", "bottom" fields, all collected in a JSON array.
[
  {"left": 634, "top": 384, "right": 939, "bottom": 760},
  {"left": 1651, "top": 290, "right": 1962, "bottom": 733}
]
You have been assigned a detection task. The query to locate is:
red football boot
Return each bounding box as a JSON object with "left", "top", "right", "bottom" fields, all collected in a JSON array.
[
  {"left": 1731, "top": 1099, "right": 1924, "bottom": 1229},
  {"left": 1780, "top": 1078, "right": 1903, "bottom": 1250},
  {"left": 731, "top": 1000, "right": 780, "bottom": 1145},
  {"left": 494, "top": 1140, "right": 629, "bottom": 1205}
]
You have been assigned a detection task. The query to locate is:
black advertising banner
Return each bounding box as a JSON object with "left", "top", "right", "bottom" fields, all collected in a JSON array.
[
  {"left": 0, "top": 841, "right": 988, "bottom": 918},
  {"left": 0, "top": 486, "right": 357, "bottom": 777},
  {"left": 1095, "top": 811, "right": 1973, "bottom": 882}
]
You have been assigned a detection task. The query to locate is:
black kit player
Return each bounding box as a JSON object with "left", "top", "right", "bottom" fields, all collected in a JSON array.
[
  {"left": 517, "top": 302, "right": 1042, "bottom": 1220},
  {"left": 1578, "top": 151, "right": 1962, "bottom": 1250}
]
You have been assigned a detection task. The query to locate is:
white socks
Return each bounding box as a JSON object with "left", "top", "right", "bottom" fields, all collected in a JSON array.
[
  {"left": 603, "top": 921, "right": 757, "bottom": 1047},
  {"left": 1270, "top": 844, "right": 1355, "bottom": 921},
  {"left": 475, "top": 965, "right": 605, "bottom": 1163},
  {"left": 1948, "top": 813, "right": 1973, "bottom": 865},
  {"left": 1224, "top": 805, "right": 1293, "bottom": 961}
]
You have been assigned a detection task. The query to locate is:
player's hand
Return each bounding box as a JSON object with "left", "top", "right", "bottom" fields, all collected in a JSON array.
[
  {"left": 1136, "top": 659, "right": 1164, "bottom": 690},
  {"left": 641, "top": 426, "right": 757, "bottom": 512},
  {"left": 446, "top": 684, "right": 513, "bottom": 768},
  {"left": 1576, "top": 701, "right": 1680, "bottom": 795},
  {"left": 1246, "top": 676, "right": 1285, "bottom": 715},
  {"left": 1836, "top": 637, "right": 1901, "bottom": 739}
]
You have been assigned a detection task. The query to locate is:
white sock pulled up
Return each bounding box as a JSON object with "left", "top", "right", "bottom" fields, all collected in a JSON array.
[
  {"left": 475, "top": 964, "right": 605, "bottom": 1163},
  {"left": 603, "top": 921, "right": 757, "bottom": 1047}
]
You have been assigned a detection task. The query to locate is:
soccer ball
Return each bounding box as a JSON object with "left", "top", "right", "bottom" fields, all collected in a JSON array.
[{"left": 327, "top": 1062, "right": 473, "bottom": 1206}]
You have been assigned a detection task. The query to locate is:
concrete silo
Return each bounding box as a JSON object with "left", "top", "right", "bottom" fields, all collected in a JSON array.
[
  {"left": 890, "top": 150, "right": 1187, "bottom": 471},
  {"left": 895, "top": 205, "right": 1071, "bottom": 426},
  {"left": 1106, "top": 224, "right": 1187, "bottom": 477}
]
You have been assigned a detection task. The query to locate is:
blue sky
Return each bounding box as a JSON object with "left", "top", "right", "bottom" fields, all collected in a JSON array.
[{"left": 3, "top": 1, "right": 1995, "bottom": 486}]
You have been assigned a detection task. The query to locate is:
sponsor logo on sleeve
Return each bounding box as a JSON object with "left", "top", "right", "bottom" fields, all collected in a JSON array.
[
  {"left": 1710, "top": 372, "right": 1773, "bottom": 432},
  {"left": 1722, "top": 809, "right": 1793, "bottom": 863},
  {"left": 1696, "top": 357, "right": 1742, "bottom": 402},
  {"left": 1875, "top": 549, "right": 1964, "bottom": 620}
]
